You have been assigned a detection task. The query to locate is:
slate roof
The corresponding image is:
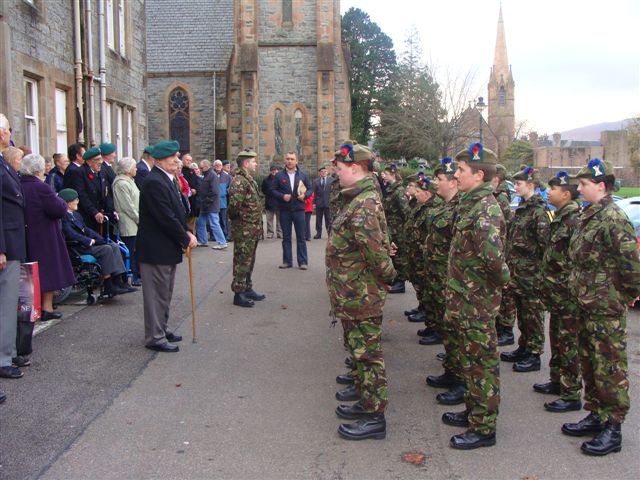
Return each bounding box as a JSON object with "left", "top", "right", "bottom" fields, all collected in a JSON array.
[{"left": 146, "top": 0, "right": 234, "bottom": 73}]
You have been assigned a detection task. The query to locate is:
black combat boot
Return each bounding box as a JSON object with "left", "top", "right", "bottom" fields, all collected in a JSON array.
[
  {"left": 336, "top": 373, "right": 354, "bottom": 385},
  {"left": 419, "top": 331, "right": 442, "bottom": 345},
  {"left": 533, "top": 380, "right": 561, "bottom": 395},
  {"left": 243, "top": 289, "right": 266, "bottom": 301},
  {"left": 405, "top": 306, "right": 421, "bottom": 316},
  {"left": 426, "top": 371, "right": 457, "bottom": 389},
  {"left": 233, "top": 292, "right": 255, "bottom": 308},
  {"left": 497, "top": 327, "right": 515, "bottom": 346},
  {"left": 417, "top": 327, "right": 434, "bottom": 337},
  {"left": 581, "top": 423, "right": 622, "bottom": 456},
  {"left": 338, "top": 413, "right": 386, "bottom": 440},
  {"left": 561, "top": 412, "right": 605, "bottom": 437},
  {"left": 450, "top": 430, "right": 496, "bottom": 450},
  {"left": 335, "top": 402, "right": 367, "bottom": 420},
  {"left": 335, "top": 384, "right": 360, "bottom": 402},
  {"left": 407, "top": 310, "right": 426, "bottom": 322},
  {"left": 500, "top": 345, "right": 527, "bottom": 362},
  {"left": 436, "top": 382, "right": 467, "bottom": 405},
  {"left": 442, "top": 409, "right": 470, "bottom": 427},
  {"left": 388, "top": 280, "right": 405, "bottom": 294},
  {"left": 344, "top": 357, "right": 354, "bottom": 368},
  {"left": 513, "top": 354, "right": 541, "bottom": 372},
  {"left": 544, "top": 398, "right": 582, "bottom": 412}
]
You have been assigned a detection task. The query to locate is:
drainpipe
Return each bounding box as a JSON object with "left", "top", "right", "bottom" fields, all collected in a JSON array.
[
  {"left": 212, "top": 71, "right": 216, "bottom": 160},
  {"left": 72, "top": 0, "right": 84, "bottom": 142},
  {"left": 97, "top": 0, "right": 107, "bottom": 143},
  {"left": 84, "top": 0, "right": 95, "bottom": 145}
]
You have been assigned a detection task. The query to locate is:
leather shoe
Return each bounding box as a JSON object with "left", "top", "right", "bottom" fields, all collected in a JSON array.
[
  {"left": 581, "top": 423, "right": 622, "bottom": 456},
  {"left": 278, "top": 264, "right": 292, "bottom": 269},
  {"left": 450, "top": 430, "right": 496, "bottom": 450},
  {"left": 12, "top": 356, "right": 31, "bottom": 367},
  {"left": 41, "top": 310, "right": 62, "bottom": 321},
  {"left": 233, "top": 292, "right": 255, "bottom": 308},
  {"left": 405, "top": 307, "right": 420, "bottom": 316},
  {"left": 407, "top": 311, "right": 426, "bottom": 322},
  {"left": 544, "top": 398, "right": 582, "bottom": 412},
  {"left": 426, "top": 371, "right": 457, "bottom": 389},
  {"left": 165, "top": 332, "right": 182, "bottom": 342},
  {"left": 562, "top": 413, "right": 605, "bottom": 437},
  {"left": 533, "top": 381, "right": 561, "bottom": 395},
  {"left": 344, "top": 357, "right": 354, "bottom": 368},
  {"left": 436, "top": 352, "right": 445, "bottom": 361},
  {"left": 436, "top": 383, "right": 467, "bottom": 405},
  {"left": 417, "top": 327, "right": 434, "bottom": 337},
  {"left": 338, "top": 413, "right": 386, "bottom": 440},
  {"left": 336, "top": 384, "right": 360, "bottom": 402},
  {"left": 0, "top": 366, "right": 24, "bottom": 379},
  {"left": 442, "top": 409, "right": 470, "bottom": 427},
  {"left": 313, "top": 234, "right": 321, "bottom": 239},
  {"left": 388, "top": 280, "right": 405, "bottom": 294},
  {"left": 244, "top": 289, "right": 266, "bottom": 301},
  {"left": 336, "top": 402, "right": 368, "bottom": 419},
  {"left": 500, "top": 345, "right": 527, "bottom": 362},
  {"left": 513, "top": 354, "right": 541, "bottom": 372},
  {"left": 145, "top": 343, "right": 179, "bottom": 353},
  {"left": 336, "top": 373, "right": 354, "bottom": 385},
  {"left": 419, "top": 332, "right": 442, "bottom": 345},
  {"left": 497, "top": 327, "right": 514, "bottom": 346}
]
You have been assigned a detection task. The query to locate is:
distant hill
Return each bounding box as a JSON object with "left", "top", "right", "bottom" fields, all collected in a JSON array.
[{"left": 561, "top": 119, "right": 632, "bottom": 141}]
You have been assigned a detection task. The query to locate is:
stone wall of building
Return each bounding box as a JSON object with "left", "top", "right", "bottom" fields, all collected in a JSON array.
[{"left": 259, "top": 0, "right": 316, "bottom": 43}]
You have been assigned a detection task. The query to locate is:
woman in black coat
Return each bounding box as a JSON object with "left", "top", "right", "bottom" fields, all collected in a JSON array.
[{"left": 20, "top": 154, "right": 75, "bottom": 320}]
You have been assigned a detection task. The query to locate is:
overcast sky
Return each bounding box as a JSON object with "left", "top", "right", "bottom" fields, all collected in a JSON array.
[{"left": 340, "top": 0, "right": 640, "bottom": 134}]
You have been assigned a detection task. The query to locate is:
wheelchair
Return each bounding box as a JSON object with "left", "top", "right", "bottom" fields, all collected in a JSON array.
[{"left": 57, "top": 243, "right": 104, "bottom": 305}]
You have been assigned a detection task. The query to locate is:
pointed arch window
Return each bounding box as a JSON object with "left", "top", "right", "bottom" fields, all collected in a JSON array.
[
  {"left": 274, "top": 108, "right": 283, "bottom": 156},
  {"left": 294, "top": 109, "right": 303, "bottom": 158},
  {"left": 282, "top": 0, "right": 292, "bottom": 23},
  {"left": 499, "top": 86, "right": 506, "bottom": 106},
  {"left": 169, "top": 87, "right": 190, "bottom": 152}
]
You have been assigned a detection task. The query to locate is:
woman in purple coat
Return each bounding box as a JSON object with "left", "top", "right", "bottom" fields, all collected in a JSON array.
[{"left": 20, "top": 154, "right": 75, "bottom": 320}]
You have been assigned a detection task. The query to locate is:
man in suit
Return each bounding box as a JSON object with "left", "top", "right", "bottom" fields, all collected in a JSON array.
[
  {"left": 272, "top": 152, "right": 312, "bottom": 269},
  {"left": 59, "top": 188, "right": 133, "bottom": 297},
  {"left": 312, "top": 165, "right": 334, "bottom": 239},
  {"left": 262, "top": 164, "right": 282, "bottom": 239},
  {"left": 135, "top": 146, "right": 154, "bottom": 189},
  {"left": 99, "top": 143, "right": 117, "bottom": 186},
  {"left": 213, "top": 159, "right": 232, "bottom": 241},
  {"left": 0, "top": 113, "right": 27, "bottom": 386},
  {"left": 63, "top": 143, "right": 86, "bottom": 189},
  {"left": 137, "top": 140, "right": 197, "bottom": 353}
]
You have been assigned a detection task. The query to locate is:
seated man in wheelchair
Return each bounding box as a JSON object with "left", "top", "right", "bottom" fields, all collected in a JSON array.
[{"left": 58, "top": 188, "right": 136, "bottom": 297}]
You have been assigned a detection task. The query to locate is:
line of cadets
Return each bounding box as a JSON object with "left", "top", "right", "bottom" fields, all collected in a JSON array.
[{"left": 328, "top": 141, "right": 639, "bottom": 455}]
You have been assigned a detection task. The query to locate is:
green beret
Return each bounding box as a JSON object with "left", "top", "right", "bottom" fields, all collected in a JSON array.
[
  {"left": 513, "top": 166, "right": 539, "bottom": 182},
  {"left": 99, "top": 143, "right": 116, "bottom": 156},
  {"left": 318, "top": 165, "right": 327, "bottom": 171},
  {"left": 237, "top": 149, "right": 257, "bottom": 160},
  {"left": 222, "top": 160, "right": 230, "bottom": 165},
  {"left": 434, "top": 157, "right": 457, "bottom": 176},
  {"left": 82, "top": 147, "right": 101, "bottom": 161},
  {"left": 576, "top": 158, "right": 614, "bottom": 180},
  {"left": 143, "top": 145, "right": 154, "bottom": 155},
  {"left": 270, "top": 163, "right": 279, "bottom": 171},
  {"left": 153, "top": 140, "right": 180, "bottom": 160},
  {"left": 548, "top": 171, "right": 579, "bottom": 187},
  {"left": 58, "top": 188, "right": 79, "bottom": 202},
  {"left": 455, "top": 142, "right": 498, "bottom": 165},
  {"left": 417, "top": 176, "right": 437, "bottom": 193}
]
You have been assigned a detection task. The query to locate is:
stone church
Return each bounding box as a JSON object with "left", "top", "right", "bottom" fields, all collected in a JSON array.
[{"left": 146, "top": 0, "right": 351, "bottom": 173}]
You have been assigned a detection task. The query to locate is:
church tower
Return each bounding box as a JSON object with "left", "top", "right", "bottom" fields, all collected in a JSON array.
[{"left": 487, "top": 5, "right": 515, "bottom": 159}]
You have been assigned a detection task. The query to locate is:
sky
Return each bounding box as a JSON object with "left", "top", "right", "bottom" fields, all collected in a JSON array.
[{"left": 340, "top": 0, "right": 640, "bottom": 134}]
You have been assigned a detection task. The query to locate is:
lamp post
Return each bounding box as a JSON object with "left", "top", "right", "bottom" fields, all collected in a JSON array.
[{"left": 476, "top": 96, "right": 487, "bottom": 143}]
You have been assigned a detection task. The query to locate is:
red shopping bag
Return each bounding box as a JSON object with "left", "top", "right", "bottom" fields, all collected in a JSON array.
[{"left": 17, "top": 262, "right": 41, "bottom": 322}]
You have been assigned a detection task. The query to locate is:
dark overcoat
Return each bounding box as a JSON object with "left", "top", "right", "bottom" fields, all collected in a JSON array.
[{"left": 0, "top": 154, "right": 26, "bottom": 261}]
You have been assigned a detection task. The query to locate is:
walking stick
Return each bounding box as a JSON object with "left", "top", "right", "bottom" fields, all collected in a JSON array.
[{"left": 186, "top": 247, "right": 197, "bottom": 343}]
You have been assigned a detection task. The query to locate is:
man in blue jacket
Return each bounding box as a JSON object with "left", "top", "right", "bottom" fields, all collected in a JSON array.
[{"left": 271, "top": 152, "right": 312, "bottom": 269}]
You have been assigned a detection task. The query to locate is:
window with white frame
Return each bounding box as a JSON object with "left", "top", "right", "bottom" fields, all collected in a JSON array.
[
  {"left": 106, "top": 0, "right": 114, "bottom": 50},
  {"left": 126, "top": 109, "right": 133, "bottom": 157},
  {"left": 55, "top": 89, "right": 68, "bottom": 153},
  {"left": 104, "top": 102, "right": 112, "bottom": 143},
  {"left": 115, "top": 104, "right": 123, "bottom": 157},
  {"left": 105, "top": 0, "right": 126, "bottom": 56},
  {"left": 24, "top": 78, "right": 40, "bottom": 155}
]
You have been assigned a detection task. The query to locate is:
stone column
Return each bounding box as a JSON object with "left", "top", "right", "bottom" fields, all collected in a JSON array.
[
  {"left": 0, "top": 1, "right": 12, "bottom": 117},
  {"left": 238, "top": 0, "right": 259, "bottom": 153},
  {"left": 316, "top": 0, "right": 336, "bottom": 170}
]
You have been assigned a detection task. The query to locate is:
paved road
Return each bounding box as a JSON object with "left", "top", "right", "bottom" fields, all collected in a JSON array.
[{"left": 1, "top": 231, "right": 639, "bottom": 479}]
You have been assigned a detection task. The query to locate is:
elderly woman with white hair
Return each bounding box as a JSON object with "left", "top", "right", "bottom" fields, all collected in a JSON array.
[
  {"left": 19, "top": 153, "right": 76, "bottom": 329},
  {"left": 112, "top": 157, "right": 141, "bottom": 285}
]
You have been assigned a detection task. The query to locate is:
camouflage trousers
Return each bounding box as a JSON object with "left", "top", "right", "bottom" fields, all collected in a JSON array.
[
  {"left": 515, "top": 290, "right": 545, "bottom": 355},
  {"left": 341, "top": 316, "right": 387, "bottom": 413},
  {"left": 428, "top": 271, "right": 461, "bottom": 378},
  {"left": 496, "top": 285, "right": 516, "bottom": 329},
  {"left": 406, "top": 256, "right": 425, "bottom": 307},
  {"left": 548, "top": 307, "right": 581, "bottom": 401},
  {"left": 578, "top": 308, "right": 630, "bottom": 424},
  {"left": 390, "top": 236, "right": 408, "bottom": 282},
  {"left": 231, "top": 237, "right": 258, "bottom": 293},
  {"left": 455, "top": 311, "right": 500, "bottom": 435}
]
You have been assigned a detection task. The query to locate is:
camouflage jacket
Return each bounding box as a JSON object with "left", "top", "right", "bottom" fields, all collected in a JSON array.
[
  {"left": 446, "top": 183, "right": 509, "bottom": 307},
  {"left": 541, "top": 200, "right": 580, "bottom": 303},
  {"left": 228, "top": 168, "right": 263, "bottom": 235},
  {"left": 494, "top": 181, "right": 513, "bottom": 224},
  {"left": 382, "top": 181, "right": 407, "bottom": 241},
  {"left": 329, "top": 173, "right": 342, "bottom": 216},
  {"left": 425, "top": 192, "right": 460, "bottom": 274},
  {"left": 406, "top": 196, "right": 440, "bottom": 254},
  {"left": 568, "top": 196, "right": 640, "bottom": 313},
  {"left": 325, "top": 174, "right": 396, "bottom": 321},
  {"left": 507, "top": 194, "right": 550, "bottom": 283}
]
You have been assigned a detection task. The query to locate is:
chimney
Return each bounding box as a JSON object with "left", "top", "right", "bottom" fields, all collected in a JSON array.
[{"left": 552, "top": 132, "right": 561, "bottom": 147}]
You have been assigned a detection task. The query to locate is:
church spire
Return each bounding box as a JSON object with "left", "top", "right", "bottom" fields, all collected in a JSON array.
[{"left": 492, "top": 3, "right": 511, "bottom": 83}]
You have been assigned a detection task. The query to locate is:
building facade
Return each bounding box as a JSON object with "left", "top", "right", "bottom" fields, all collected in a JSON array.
[{"left": 0, "top": 0, "right": 147, "bottom": 159}]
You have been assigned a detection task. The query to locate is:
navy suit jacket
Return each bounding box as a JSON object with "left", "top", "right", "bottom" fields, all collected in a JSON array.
[
  {"left": 137, "top": 167, "right": 190, "bottom": 265},
  {"left": 61, "top": 210, "right": 105, "bottom": 253},
  {"left": 312, "top": 175, "right": 334, "bottom": 209},
  {"left": 62, "top": 162, "right": 82, "bottom": 189},
  {"left": 68, "top": 164, "right": 114, "bottom": 229},
  {"left": 272, "top": 168, "right": 312, "bottom": 212},
  {"left": 0, "top": 154, "right": 27, "bottom": 261},
  {"left": 135, "top": 160, "right": 150, "bottom": 189}
]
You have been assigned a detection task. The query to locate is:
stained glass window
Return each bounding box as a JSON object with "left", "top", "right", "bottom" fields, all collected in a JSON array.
[
  {"left": 499, "top": 86, "right": 506, "bottom": 106},
  {"left": 169, "top": 88, "right": 190, "bottom": 152},
  {"left": 294, "top": 109, "right": 303, "bottom": 158},
  {"left": 275, "top": 109, "right": 283, "bottom": 156}
]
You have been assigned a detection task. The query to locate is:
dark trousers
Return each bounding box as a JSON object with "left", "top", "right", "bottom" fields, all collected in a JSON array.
[
  {"left": 305, "top": 212, "right": 312, "bottom": 240},
  {"left": 279, "top": 209, "right": 308, "bottom": 267},
  {"left": 219, "top": 208, "right": 230, "bottom": 240},
  {"left": 121, "top": 235, "right": 140, "bottom": 280},
  {"left": 315, "top": 206, "right": 331, "bottom": 237}
]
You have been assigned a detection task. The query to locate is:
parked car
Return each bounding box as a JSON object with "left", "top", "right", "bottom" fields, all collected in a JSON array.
[{"left": 615, "top": 196, "right": 640, "bottom": 240}]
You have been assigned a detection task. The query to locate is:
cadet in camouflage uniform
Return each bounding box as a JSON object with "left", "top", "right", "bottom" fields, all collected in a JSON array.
[
  {"left": 327, "top": 143, "right": 396, "bottom": 441},
  {"left": 402, "top": 179, "right": 422, "bottom": 314},
  {"left": 492, "top": 164, "right": 516, "bottom": 346},
  {"left": 424, "top": 158, "right": 465, "bottom": 405},
  {"left": 381, "top": 164, "right": 408, "bottom": 293},
  {"left": 561, "top": 159, "right": 640, "bottom": 456},
  {"left": 441, "top": 143, "right": 509, "bottom": 450},
  {"left": 532, "top": 171, "right": 582, "bottom": 410},
  {"left": 500, "top": 167, "right": 550, "bottom": 372},
  {"left": 227, "top": 149, "right": 265, "bottom": 308}
]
